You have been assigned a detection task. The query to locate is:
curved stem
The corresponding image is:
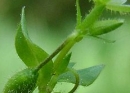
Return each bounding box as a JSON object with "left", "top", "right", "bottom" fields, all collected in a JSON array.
[{"left": 68, "top": 68, "right": 80, "bottom": 93}]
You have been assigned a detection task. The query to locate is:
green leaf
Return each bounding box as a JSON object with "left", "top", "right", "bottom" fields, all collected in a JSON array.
[
  {"left": 54, "top": 53, "right": 72, "bottom": 75},
  {"left": 58, "top": 64, "right": 105, "bottom": 86},
  {"left": 15, "top": 7, "right": 48, "bottom": 67},
  {"left": 80, "top": 4, "right": 106, "bottom": 32},
  {"left": 68, "top": 62, "right": 76, "bottom": 68},
  {"left": 91, "top": 0, "right": 110, "bottom": 4},
  {"left": 15, "top": 7, "right": 53, "bottom": 92},
  {"left": 108, "top": 0, "right": 127, "bottom": 4},
  {"left": 45, "top": 53, "right": 72, "bottom": 92},
  {"left": 89, "top": 19, "right": 124, "bottom": 36},
  {"left": 37, "top": 63, "right": 53, "bottom": 92},
  {"left": 106, "top": 4, "right": 130, "bottom": 13},
  {"left": 92, "top": 36, "right": 116, "bottom": 43},
  {"left": 106, "top": 0, "right": 130, "bottom": 13}
]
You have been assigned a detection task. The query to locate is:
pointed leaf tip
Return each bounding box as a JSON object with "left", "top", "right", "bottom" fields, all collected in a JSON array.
[
  {"left": 15, "top": 7, "right": 54, "bottom": 92},
  {"left": 58, "top": 64, "right": 105, "bottom": 86},
  {"left": 89, "top": 19, "right": 124, "bottom": 36}
]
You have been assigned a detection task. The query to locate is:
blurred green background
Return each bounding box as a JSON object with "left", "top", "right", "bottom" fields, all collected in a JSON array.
[{"left": 0, "top": 0, "right": 130, "bottom": 93}]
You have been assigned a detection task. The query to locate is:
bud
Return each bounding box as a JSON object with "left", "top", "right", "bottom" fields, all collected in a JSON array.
[{"left": 3, "top": 68, "right": 38, "bottom": 93}]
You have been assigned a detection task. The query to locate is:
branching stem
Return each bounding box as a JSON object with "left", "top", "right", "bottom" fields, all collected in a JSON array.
[
  {"left": 34, "top": 1, "right": 106, "bottom": 93},
  {"left": 35, "top": 32, "right": 78, "bottom": 72}
]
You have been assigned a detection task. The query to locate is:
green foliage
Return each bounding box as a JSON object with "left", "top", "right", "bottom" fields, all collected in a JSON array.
[
  {"left": 79, "top": 4, "right": 106, "bottom": 33},
  {"left": 54, "top": 53, "right": 72, "bottom": 75},
  {"left": 106, "top": 4, "right": 130, "bottom": 13},
  {"left": 58, "top": 64, "right": 105, "bottom": 86},
  {"left": 108, "top": 0, "right": 127, "bottom": 4},
  {"left": 15, "top": 7, "right": 53, "bottom": 92},
  {"left": 106, "top": 0, "right": 130, "bottom": 13},
  {"left": 89, "top": 19, "right": 124, "bottom": 35},
  {"left": 3, "top": 0, "right": 130, "bottom": 93},
  {"left": 15, "top": 7, "right": 51, "bottom": 67}
]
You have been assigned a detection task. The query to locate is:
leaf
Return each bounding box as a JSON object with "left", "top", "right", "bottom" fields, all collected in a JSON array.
[
  {"left": 89, "top": 19, "right": 124, "bottom": 36},
  {"left": 80, "top": 4, "right": 105, "bottom": 31},
  {"left": 93, "top": 36, "right": 116, "bottom": 43},
  {"left": 108, "top": 0, "right": 127, "bottom": 4},
  {"left": 68, "top": 62, "right": 76, "bottom": 68},
  {"left": 58, "top": 64, "right": 105, "bottom": 86},
  {"left": 90, "top": 0, "right": 111, "bottom": 5},
  {"left": 15, "top": 7, "right": 53, "bottom": 92},
  {"left": 106, "top": 4, "right": 130, "bottom": 13},
  {"left": 15, "top": 7, "right": 48, "bottom": 67},
  {"left": 54, "top": 53, "right": 72, "bottom": 75},
  {"left": 45, "top": 54, "right": 72, "bottom": 92}
]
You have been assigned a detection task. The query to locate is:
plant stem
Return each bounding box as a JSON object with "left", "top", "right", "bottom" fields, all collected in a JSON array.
[
  {"left": 76, "top": 0, "right": 82, "bottom": 29},
  {"left": 35, "top": 1, "right": 106, "bottom": 92},
  {"left": 35, "top": 0, "right": 106, "bottom": 74},
  {"left": 46, "top": 39, "right": 77, "bottom": 92},
  {"left": 35, "top": 32, "right": 78, "bottom": 72},
  {"left": 68, "top": 68, "right": 80, "bottom": 93},
  {"left": 44, "top": 3, "right": 106, "bottom": 93},
  {"left": 53, "top": 38, "right": 76, "bottom": 70},
  {"left": 80, "top": 3, "right": 106, "bottom": 33}
]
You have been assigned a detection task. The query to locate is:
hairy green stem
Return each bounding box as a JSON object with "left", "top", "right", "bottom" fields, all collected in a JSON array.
[
  {"left": 35, "top": 0, "right": 106, "bottom": 74},
  {"left": 76, "top": 0, "right": 82, "bottom": 29},
  {"left": 80, "top": 3, "right": 106, "bottom": 33},
  {"left": 35, "top": 1, "right": 106, "bottom": 92},
  {"left": 44, "top": 3, "right": 106, "bottom": 92}
]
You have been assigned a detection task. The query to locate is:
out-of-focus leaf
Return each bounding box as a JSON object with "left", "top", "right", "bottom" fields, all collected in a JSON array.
[
  {"left": 68, "top": 62, "right": 76, "bottom": 68},
  {"left": 58, "top": 64, "right": 105, "bottom": 86},
  {"left": 91, "top": 0, "right": 110, "bottom": 4},
  {"left": 15, "top": 7, "right": 53, "bottom": 92}
]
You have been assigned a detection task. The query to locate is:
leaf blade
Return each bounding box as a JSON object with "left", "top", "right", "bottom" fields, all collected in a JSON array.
[
  {"left": 89, "top": 19, "right": 124, "bottom": 36},
  {"left": 58, "top": 64, "right": 105, "bottom": 86},
  {"left": 54, "top": 53, "right": 72, "bottom": 75},
  {"left": 15, "top": 7, "right": 54, "bottom": 92},
  {"left": 15, "top": 7, "right": 49, "bottom": 67},
  {"left": 106, "top": 4, "right": 130, "bottom": 13},
  {"left": 108, "top": 0, "right": 127, "bottom": 5}
]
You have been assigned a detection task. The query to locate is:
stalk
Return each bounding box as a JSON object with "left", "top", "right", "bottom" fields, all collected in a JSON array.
[
  {"left": 34, "top": 1, "right": 106, "bottom": 93},
  {"left": 35, "top": 32, "right": 78, "bottom": 72}
]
